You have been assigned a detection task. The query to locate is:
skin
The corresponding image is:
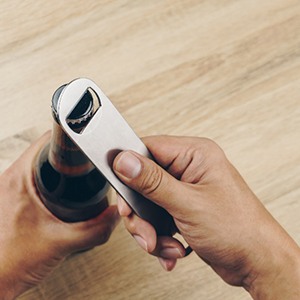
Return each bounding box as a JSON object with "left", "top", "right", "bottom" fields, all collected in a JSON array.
[
  {"left": 0, "top": 133, "right": 299, "bottom": 299},
  {"left": 113, "top": 135, "right": 300, "bottom": 300},
  {"left": 0, "top": 132, "right": 120, "bottom": 300}
]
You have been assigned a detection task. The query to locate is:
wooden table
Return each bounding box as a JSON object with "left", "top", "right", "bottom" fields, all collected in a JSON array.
[{"left": 1, "top": 1, "right": 299, "bottom": 299}]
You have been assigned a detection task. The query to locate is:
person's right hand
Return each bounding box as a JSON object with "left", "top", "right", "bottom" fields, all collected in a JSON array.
[{"left": 113, "top": 136, "right": 300, "bottom": 300}]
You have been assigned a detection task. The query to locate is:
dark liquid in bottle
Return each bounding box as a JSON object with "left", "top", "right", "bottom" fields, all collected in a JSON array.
[{"left": 35, "top": 145, "right": 109, "bottom": 222}]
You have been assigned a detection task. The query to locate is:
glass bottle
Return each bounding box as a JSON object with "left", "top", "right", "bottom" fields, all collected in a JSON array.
[{"left": 34, "top": 85, "right": 110, "bottom": 222}]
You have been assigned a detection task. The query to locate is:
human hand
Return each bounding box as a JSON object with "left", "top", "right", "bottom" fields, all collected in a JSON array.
[
  {"left": 0, "top": 132, "right": 120, "bottom": 300},
  {"left": 113, "top": 135, "right": 300, "bottom": 299}
]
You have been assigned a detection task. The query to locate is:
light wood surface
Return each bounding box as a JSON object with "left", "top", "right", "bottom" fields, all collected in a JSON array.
[{"left": 1, "top": 1, "right": 299, "bottom": 299}]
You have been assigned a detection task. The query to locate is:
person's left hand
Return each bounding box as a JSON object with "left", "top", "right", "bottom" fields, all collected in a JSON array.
[{"left": 0, "top": 131, "right": 120, "bottom": 300}]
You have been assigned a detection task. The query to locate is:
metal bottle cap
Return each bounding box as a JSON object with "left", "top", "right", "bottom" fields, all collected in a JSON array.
[{"left": 51, "top": 84, "right": 94, "bottom": 126}]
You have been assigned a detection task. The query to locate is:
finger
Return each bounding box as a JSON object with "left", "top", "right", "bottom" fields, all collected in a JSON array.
[
  {"left": 141, "top": 135, "right": 190, "bottom": 168},
  {"left": 142, "top": 136, "right": 222, "bottom": 182},
  {"left": 63, "top": 205, "right": 120, "bottom": 252},
  {"left": 152, "top": 236, "right": 186, "bottom": 259},
  {"left": 113, "top": 151, "right": 187, "bottom": 213},
  {"left": 122, "top": 213, "right": 185, "bottom": 259},
  {"left": 158, "top": 257, "right": 177, "bottom": 272},
  {"left": 142, "top": 136, "right": 193, "bottom": 179},
  {"left": 122, "top": 212, "right": 157, "bottom": 253},
  {"left": 116, "top": 194, "right": 132, "bottom": 217}
]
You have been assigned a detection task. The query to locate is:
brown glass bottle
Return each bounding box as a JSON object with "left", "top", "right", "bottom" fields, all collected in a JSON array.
[{"left": 34, "top": 85, "right": 110, "bottom": 222}]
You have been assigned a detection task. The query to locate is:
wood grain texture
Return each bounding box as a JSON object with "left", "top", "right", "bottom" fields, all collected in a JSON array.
[{"left": 0, "top": 1, "right": 299, "bottom": 299}]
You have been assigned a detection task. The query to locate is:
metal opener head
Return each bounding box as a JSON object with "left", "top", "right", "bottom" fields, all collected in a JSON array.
[{"left": 55, "top": 78, "right": 175, "bottom": 236}]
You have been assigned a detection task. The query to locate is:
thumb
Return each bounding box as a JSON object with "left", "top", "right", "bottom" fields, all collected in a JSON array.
[{"left": 113, "top": 150, "right": 185, "bottom": 213}]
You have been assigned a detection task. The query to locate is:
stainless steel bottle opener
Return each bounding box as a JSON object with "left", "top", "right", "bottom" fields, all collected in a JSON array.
[{"left": 56, "top": 78, "right": 174, "bottom": 236}]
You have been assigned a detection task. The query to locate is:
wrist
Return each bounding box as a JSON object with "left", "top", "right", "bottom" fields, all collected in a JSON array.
[{"left": 244, "top": 233, "right": 300, "bottom": 300}]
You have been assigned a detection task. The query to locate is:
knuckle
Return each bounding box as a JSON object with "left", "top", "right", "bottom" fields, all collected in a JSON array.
[
  {"left": 139, "top": 164, "right": 163, "bottom": 197},
  {"left": 181, "top": 138, "right": 227, "bottom": 181},
  {"left": 199, "top": 138, "right": 226, "bottom": 161},
  {"left": 99, "top": 228, "right": 111, "bottom": 244},
  {"left": 126, "top": 217, "right": 138, "bottom": 234}
]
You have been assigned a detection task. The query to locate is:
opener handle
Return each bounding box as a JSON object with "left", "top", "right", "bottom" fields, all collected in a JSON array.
[{"left": 56, "top": 78, "right": 175, "bottom": 236}]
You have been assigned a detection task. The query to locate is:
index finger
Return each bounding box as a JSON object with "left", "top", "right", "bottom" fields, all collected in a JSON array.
[{"left": 141, "top": 135, "right": 203, "bottom": 179}]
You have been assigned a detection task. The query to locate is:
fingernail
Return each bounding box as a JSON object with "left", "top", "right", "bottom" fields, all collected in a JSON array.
[
  {"left": 115, "top": 152, "right": 141, "bottom": 179},
  {"left": 133, "top": 235, "right": 148, "bottom": 251},
  {"left": 116, "top": 194, "right": 126, "bottom": 215},
  {"left": 159, "top": 247, "right": 183, "bottom": 259},
  {"left": 158, "top": 257, "right": 176, "bottom": 272},
  {"left": 158, "top": 257, "right": 168, "bottom": 271}
]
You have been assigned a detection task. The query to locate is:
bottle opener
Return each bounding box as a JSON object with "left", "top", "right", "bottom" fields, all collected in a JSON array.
[{"left": 56, "top": 78, "right": 175, "bottom": 236}]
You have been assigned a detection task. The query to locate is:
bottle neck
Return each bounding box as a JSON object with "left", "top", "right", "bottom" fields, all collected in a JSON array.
[{"left": 48, "top": 121, "right": 94, "bottom": 175}]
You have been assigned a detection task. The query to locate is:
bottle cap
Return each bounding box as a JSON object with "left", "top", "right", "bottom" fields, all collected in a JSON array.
[{"left": 51, "top": 84, "right": 94, "bottom": 127}]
